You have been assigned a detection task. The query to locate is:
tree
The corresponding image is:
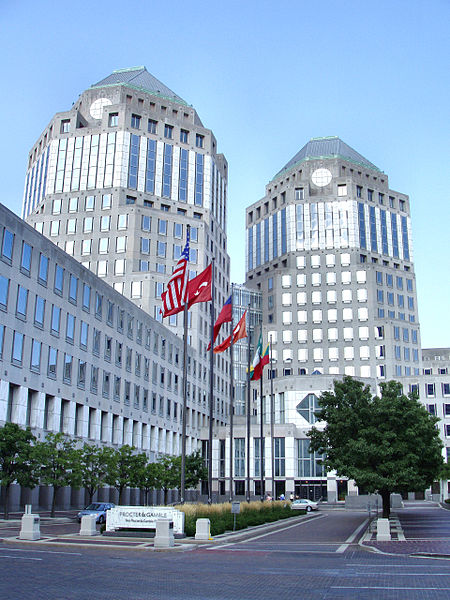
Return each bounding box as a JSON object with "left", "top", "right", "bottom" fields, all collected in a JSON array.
[
  {"left": 104, "top": 445, "right": 144, "bottom": 504},
  {"left": 307, "top": 377, "right": 443, "bottom": 518},
  {"left": 77, "top": 444, "right": 114, "bottom": 505},
  {"left": 135, "top": 458, "right": 160, "bottom": 505},
  {"left": 0, "top": 423, "right": 38, "bottom": 519},
  {"left": 34, "top": 433, "right": 81, "bottom": 517},
  {"left": 185, "top": 450, "right": 207, "bottom": 490},
  {"left": 153, "top": 456, "right": 180, "bottom": 505}
]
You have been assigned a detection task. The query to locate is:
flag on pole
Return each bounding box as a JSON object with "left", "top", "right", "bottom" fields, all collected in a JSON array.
[
  {"left": 187, "top": 264, "right": 212, "bottom": 308},
  {"left": 161, "top": 232, "right": 190, "bottom": 318},
  {"left": 213, "top": 310, "right": 247, "bottom": 354},
  {"left": 207, "top": 295, "right": 232, "bottom": 351},
  {"left": 249, "top": 332, "right": 270, "bottom": 381}
]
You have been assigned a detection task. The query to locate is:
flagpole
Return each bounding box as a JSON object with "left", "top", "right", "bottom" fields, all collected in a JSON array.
[
  {"left": 228, "top": 283, "right": 234, "bottom": 503},
  {"left": 246, "top": 304, "right": 251, "bottom": 503},
  {"left": 260, "top": 355, "right": 264, "bottom": 502},
  {"left": 270, "top": 335, "right": 275, "bottom": 500},
  {"left": 180, "top": 225, "right": 190, "bottom": 504},
  {"left": 207, "top": 258, "right": 215, "bottom": 505}
]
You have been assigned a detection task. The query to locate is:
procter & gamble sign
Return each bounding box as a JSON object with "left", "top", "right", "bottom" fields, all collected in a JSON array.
[{"left": 106, "top": 506, "right": 185, "bottom": 534}]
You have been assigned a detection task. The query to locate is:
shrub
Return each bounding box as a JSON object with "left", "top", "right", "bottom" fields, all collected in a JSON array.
[{"left": 177, "top": 501, "right": 302, "bottom": 537}]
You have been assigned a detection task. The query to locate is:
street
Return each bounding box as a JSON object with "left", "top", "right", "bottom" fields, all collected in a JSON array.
[{"left": 0, "top": 505, "right": 450, "bottom": 599}]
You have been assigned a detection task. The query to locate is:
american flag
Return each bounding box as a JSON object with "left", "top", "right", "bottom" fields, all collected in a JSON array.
[{"left": 161, "top": 231, "right": 190, "bottom": 318}]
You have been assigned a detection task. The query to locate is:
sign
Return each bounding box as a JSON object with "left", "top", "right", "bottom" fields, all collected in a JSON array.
[
  {"left": 231, "top": 502, "right": 241, "bottom": 514},
  {"left": 106, "top": 506, "right": 185, "bottom": 535}
]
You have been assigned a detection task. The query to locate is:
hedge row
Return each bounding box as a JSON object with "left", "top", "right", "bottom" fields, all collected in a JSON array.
[{"left": 177, "top": 501, "right": 304, "bottom": 537}]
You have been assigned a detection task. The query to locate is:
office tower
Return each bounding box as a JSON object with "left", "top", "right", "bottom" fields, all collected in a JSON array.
[
  {"left": 22, "top": 66, "right": 231, "bottom": 430},
  {"left": 245, "top": 136, "right": 421, "bottom": 381}
]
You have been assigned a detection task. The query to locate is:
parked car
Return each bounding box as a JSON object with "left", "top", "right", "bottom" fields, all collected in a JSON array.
[
  {"left": 291, "top": 499, "right": 319, "bottom": 512},
  {"left": 77, "top": 502, "right": 115, "bottom": 523}
]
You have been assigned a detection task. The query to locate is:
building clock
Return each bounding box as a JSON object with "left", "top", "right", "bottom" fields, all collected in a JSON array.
[
  {"left": 311, "top": 168, "right": 332, "bottom": 187},
  {"left": 89, "top": 98, "right": 112, "bottom": 120}
]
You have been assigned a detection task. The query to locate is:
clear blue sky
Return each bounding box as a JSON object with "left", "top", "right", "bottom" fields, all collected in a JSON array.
[{"left": 1, "top": 0, "right": 448, "bottom": 348}]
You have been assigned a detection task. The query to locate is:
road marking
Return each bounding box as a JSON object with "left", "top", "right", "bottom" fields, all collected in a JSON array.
[
  {"left": 210, "top": 514, "right": 327, "bottom": 549},
  {"left": 331, "top": 587, "right": 450, "bottom": 591},
  {"left": 0, "top": 555, "right": 42, "bottom": 561},
  {"left": 208, "top": 548, "right": 342, "bottom": 554},
  {"left": 336, "top": 518, "right": 368, "bottom": 553},
  {"left": 2, "top": 548, "right": 82, "bottom": 556}
]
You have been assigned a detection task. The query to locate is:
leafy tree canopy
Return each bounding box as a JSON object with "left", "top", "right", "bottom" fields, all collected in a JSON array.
[{"left": 307, "top": 377, "right": 443, "bottom": 517}]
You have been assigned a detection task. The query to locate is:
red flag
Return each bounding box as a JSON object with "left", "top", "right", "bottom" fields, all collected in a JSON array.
[
  {"left": 207, "top": 295, "right": 232, "bottom": 351},
  {"left": 213, "top": 311, "right": 247, "bottom": 354},
  {"left": 187, "top": 264, "right": 212, "bottom": 308}
]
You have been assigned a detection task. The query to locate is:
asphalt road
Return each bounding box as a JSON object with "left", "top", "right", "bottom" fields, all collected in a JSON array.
[{"left": 1, "top": 507, "right": 450, "bottom": 599}]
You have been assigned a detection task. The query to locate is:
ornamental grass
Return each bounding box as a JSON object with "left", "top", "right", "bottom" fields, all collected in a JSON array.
[{"left": 175, "top": 501, "right": 300, "bottom": 537}]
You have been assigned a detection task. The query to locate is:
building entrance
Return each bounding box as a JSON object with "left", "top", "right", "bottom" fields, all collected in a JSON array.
[{"left": 295, "top": 480, "right": 327, "bottom": 501}]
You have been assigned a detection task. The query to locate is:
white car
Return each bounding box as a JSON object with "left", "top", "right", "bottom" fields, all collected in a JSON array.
[{"left": 291, "top": 499, "right": 319, "bottom": 512}]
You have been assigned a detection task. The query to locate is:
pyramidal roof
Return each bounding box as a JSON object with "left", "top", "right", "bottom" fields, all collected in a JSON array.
[
  {"left": 91, "top": 66, "right": 188, "bottom": 106},
  {"left": 272, "top": 136, "right": 382, "bottom": 180}
]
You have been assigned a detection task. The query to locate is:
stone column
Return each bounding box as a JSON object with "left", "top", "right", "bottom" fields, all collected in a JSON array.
[
  {"left": 48, "top": 396, "right": 61, "bottom": 432},
  {"left": 123, "top": 418, "right": 132, "bottom": 445},
  {"left": 78, "top": 405, "right": 89, "bottom": 439},
  {"left": 133, "top": 421, "right": 142, "bottom": 449},
  {"left": 141, "top": 423, "right": 150, "bottom": 451},
  {"left": 0, "top": 379, "right": 9, "bottom": 421},
  {"left": 11, "top": 385, "right": 28, "bottom": 426},
  {"left": 103, "top": 412, "right": 113, "bottom": 443},
  {"left": 30, "top": 391, "right": 45, "bottom": 430},
  {"left": 92, "top": 408, "right": 101, "bottom": 441}
]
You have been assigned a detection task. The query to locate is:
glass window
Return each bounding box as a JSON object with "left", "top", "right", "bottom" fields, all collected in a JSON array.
[
  {"left": 1, "top": 229, "right": 13, "bottom": 262},
  {"left": 51, "top": 268, "right": 63, "bottom": 300},
  {"left": 34, "top": 296, "right": 45, "bottom": 326},
  {"left": 80, "top": 321, "right": 88, "bottom": 348},
  {"left": 157, "top": 241, "right": 166, "bottom": 258},
  {"left": 16, "top": 285, "right": 28, "bottom": 318},
  {"left": 164, "top": 124, "right": 173, "bottom": 139},
  {"left": 109, "top": 113, "right": 118, "bottom": 127},
  {"left": 51, "top": 305, "right": 61, "bottom": 335},
  {"left": 20, "top": 242, "right": 32, "bottom": 274},
  {"left": 52, "top": 198, "right": 62, "bottom": 214},
  {"left": 38, "top": 254, "right": 49, "bottom": 284},
  {"left": 0, "top": 275, "right": 10, "bottom": 310},
  {"left": 12, "top": 331, "right": 24, "bottom": 364},
  {"left": 47, "top": 347, "right": 57, "bottom": 377},
  {"left": 195, "top": 134, "right": 204, "bottom": 148},
  {"left": 141, "top": 215, "right": 151, "bottom": 232},
  {"left": 30, "top": 339, "right": 41, "bottom": 372},
  {"left": 148, "top": 119, "right": 157, "bottom": 134},
  {"left": 274, "top": 437, "right": 285, "bottom": 476},
  {"left": 131, "top": 114, "right": 141, "bottom": 129},
  {"left": 69, "top": 275, "right": 78, "bottom": 303},
  {"left": 100, "top": 215, "right": 110, "bottom": 231},
  {"left": 95, "top": 293, "right": 103, "bottom": 319},
  {"left": 180, "top": 129, "right": 188, "bottom": 143},
  {"left": 102, "top": 194, "right": 111, "bottom": 210}
]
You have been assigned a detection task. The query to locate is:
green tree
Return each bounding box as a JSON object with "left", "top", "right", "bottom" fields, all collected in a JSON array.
[
  {"left": 104, "top": 445, "right": 144, "bottom": 504},
  {"left": 135, "top": 458, "right": 159, "bottom": 505},
  {"left": 154, "top": 456, "right": 180, "bottom": 505},
  {"left": 185, "top": 450, "right": 207, "bottom": 490},
  {"left": 77, "top": 444, "right": 114, "bottom": 506},
  {"left": 308, "top": 377, "right": 443, "bottom": 518},
  {"left": 0, "top": 423, "right": 38, "bottom": 519},
  {"left": 35, "top": 433, "right": 81, "bottom": 517}
]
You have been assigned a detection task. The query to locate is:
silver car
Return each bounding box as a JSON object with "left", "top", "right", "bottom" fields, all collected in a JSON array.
[
  {"left": 291, "top": 499, "right": 319, "bottom": 512},
  {"left": 77, "top": 502, "right": 115, "bottom": 523}
]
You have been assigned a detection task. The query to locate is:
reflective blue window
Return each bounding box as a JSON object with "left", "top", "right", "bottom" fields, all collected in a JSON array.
[
  {"left": 34, "top": 296, "right": 45, "bottom": 326},
  {"left": 380, "top": 210, "right": 388, "bottom": 255},
  {"left": 358, "top": 203, "right": 366, "bottom": 249},
  {"left": 179, "top": 148, "right": 188, "bottom": 202},
  {"left": 406, "top": 279, "right": 413, "bottom": 292},
  {"left": 281, "top": 208, "right": 287, "bottom": 255},
  {"left": 21, "top": 242, "right": 32, "bottom": 274},
  {"left": 162, "top": 144, "right": 172, "bottom": 198},
  {"left": 38, "top": 254, "right": 49, "bottom": 284},
  {"left": 248, "top": 228, "right": 253, "bottom": 270},
  {"left": 66, "top": 314, "right": 75, "bottom": 342},
  {"left": 30, "top": 339, "right": 41, "bottom": 372},
  {"left": 401, "top": 216, "right": 410, "bottom": 260},
  {"left": 195, "top": 153, "right": 204, "bottom": 207},
  {"left": 16, "top": 285, "right": 28, "bottom": 317},
  {"left": 387, "top": 292, "right": 394, "bottom": 306},
  {"left": 128, "top": 134, "right": 139, "bottom": 189},
  {"left": 12, "top": 331, "right": 24, "bottom": 364},
  {"left": 54, "top": 265, "right": 64, "bottom": 295},
  {"left": 264, "top": 218, "right": 269, "bottom": 263},
  {"left": 51, "top": 305, "right": 61, "bottom": 334},
  {"left": 377, "top": 308, "right": 385, "bottom": 318},
  {"left": 407, "top": 296, "right": 414, "bottom": 310},
  {"left": 256, "top": 222, "right": 261, "bottom": 267},
  {"left": 2, "top": 229, "right": 14, "bottom": 262},
  {"left": 412, "top": 329, "right": 418, "bottom": 344},
  {"left": 391, "top": 213, "right": 399, "bottom": 258},
  {"left": 145, "top": 139, "right": 156, "bottom": 194},
  {"left": 397, "top": 294, "right": 404, "bottom": 308},
  {"left": 69, "top": 275, "right": 78, "bottom": 303},
  {"left": 310, "top": 203, "right": 318, "bottom": 247},
  {"left": 376, "top": 271, "right": 383, "bottom": 285},
  {"left": 0, "top": 275, "right": 9, "bottom": 310},
  {"left": 272, "top": 213, "right": 278, "bottom": 259},
  {"left": 369, "top": 206, "right": 377, "bottom": 252},
  {"left": 377, "top": 289, "right": 384, "bottom": 303},
  {"left": 296, "top": 204, "right": 304, "bottom": 245},
  {"left": 386, "top": 273, "right": 393, "bottom": 287},
  {"left": 83, "top": 284, "right": 91, "bottom": 310}
]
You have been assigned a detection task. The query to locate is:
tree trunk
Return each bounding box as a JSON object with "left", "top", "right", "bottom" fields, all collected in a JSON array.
[
  {"left": 3, "top": 484, "right": 10, "bottom": 520},
  {"left": 381, "top": 489, "right": 391, "bottom": 518},
  {"left": 118, "top": 487, "right": 124, "bottom": 505},
  {"left": 88, "top": 489, "right": 94, "bottom": 505},
  {"left": 163, "top": 488, "right": 167, "bottom": 506},
  {"left": 51, "top": 487, "right": 58, "bottom": 518}
]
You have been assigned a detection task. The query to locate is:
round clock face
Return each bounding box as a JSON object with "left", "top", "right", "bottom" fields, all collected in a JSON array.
[
  {"left": 90, "top": 97, "right": 112, "bottom": 119},
  {"left": 311, "top": 168, "right": 332, "bottom": 187}
]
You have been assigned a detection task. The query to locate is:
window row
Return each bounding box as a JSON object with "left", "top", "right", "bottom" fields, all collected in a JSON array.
[
  {"left": 281, "top": 289, "right": 368, "bottom": 306},
  {"left": 281, "top": 307, "right": 370, "bottom": 325}
]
